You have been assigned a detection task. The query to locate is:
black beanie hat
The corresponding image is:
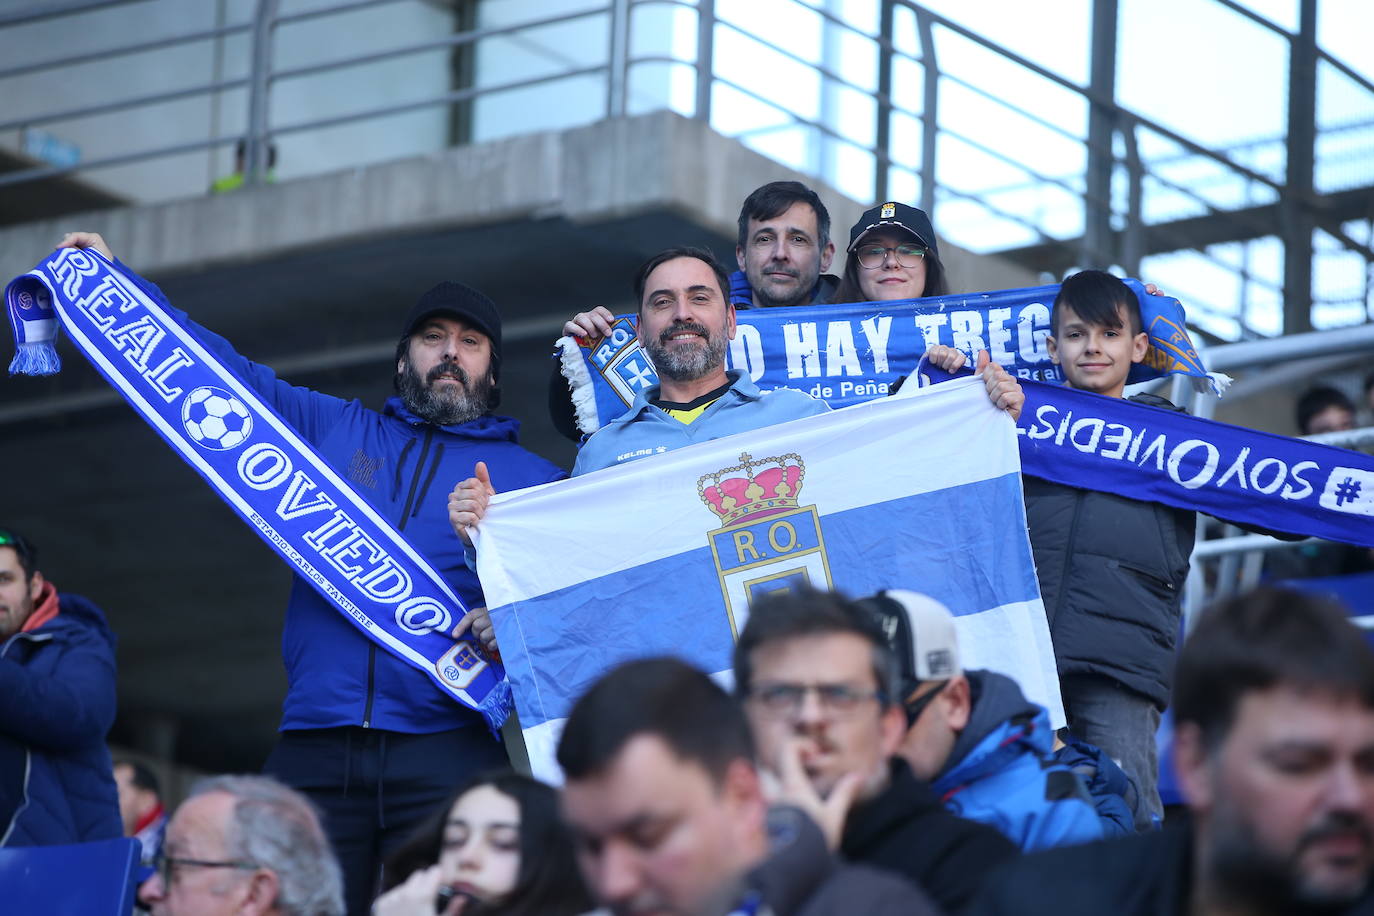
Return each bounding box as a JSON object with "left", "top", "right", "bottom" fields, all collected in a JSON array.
[{"left": 397, "top": 282, "right": 503, "bottom": 381}]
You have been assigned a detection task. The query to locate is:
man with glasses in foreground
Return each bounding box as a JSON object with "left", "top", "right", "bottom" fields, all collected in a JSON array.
[
  {"left": 140, "top": 774, "right": 343, "bottom": 916},
  {"left": 0, "top": 526, "right": 122, "bottom": 847},
  {"left": 859, "top": 589, "right": 1106, "bottom": 852},
  {"left": 733, "top": 588, "right": 1019, "bottom": 915},
  {"left": 558, "top": 656, "right": 933, "bottom": 916}
]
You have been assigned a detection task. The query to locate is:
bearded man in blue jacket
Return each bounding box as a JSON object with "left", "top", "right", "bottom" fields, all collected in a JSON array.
[{"left": 57, "top": 233, "right": 566, "bottom": 916}]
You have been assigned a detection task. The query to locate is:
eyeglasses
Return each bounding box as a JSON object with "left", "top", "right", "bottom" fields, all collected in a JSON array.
[
  {"left": 155, "top": 854, "right": 262, "bottom": 888},
  {"left": 903, "top": 679, "right": 949, "bottom": 727},
  {"left": 748, "top": 682, "right": 887, "bottom": 718},
  {"left": 856, "top": 244, "right": 926, "bottom": 269}
]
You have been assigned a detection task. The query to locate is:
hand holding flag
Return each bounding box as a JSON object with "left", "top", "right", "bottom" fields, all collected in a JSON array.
[{"left": 448, "top": 461, "right": 495, "bottom": 546}]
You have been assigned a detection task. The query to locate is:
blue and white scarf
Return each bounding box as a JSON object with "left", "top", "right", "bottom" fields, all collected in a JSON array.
[
  {"left": 6, "top": 248, "right": 511, "bottom": 730},
  {"left": 559, "top": 280, "right": 1227, "bottom": 436},
  {"left": 559, "top": 291, "right": 1373, "bottom": 548},
  {"left": 912, "top": 364, "right": 1374, "bottom": 548}
]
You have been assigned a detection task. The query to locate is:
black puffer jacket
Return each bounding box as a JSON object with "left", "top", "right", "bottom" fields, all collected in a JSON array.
[
  {"left": 741, "top": 807, "right": 939, "bottom": 916},
  {"left": 842, "top": 758, "right": 1019, "bottom": 914},
  {"left": 1023, "top": 392, "right": 1196, "bottom": 709}
]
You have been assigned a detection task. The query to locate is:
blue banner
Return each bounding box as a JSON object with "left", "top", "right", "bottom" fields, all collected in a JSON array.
[
  {"left": 558, "top": 280, "right": 1224, "bottom": 436},
  {"left": 1002, "top": 374, "right": 1374, "bottom": 548},
  {"left": 6, "top": 248, "right": 510, "bottom": 729},
  {"left": 903, "top": 362, "right": 1374, "bottom": 547}
]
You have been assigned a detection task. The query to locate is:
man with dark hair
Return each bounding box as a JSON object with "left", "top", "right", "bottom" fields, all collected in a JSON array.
[
  {"left": 58, "top": 233, "right": 565, "bottom": 916},
  {"left": 450, "top": 247, "right": 827, "bottom": 531},
  {"left": 968, "top": 586, "right": 1374, "bottom": 915},
  {"left": 734, "top": 589, "right": 1019, "bottom": 915},
  {"left": 733, "top": 179, "right": 838, "bottom": 309},
  {"left": 114, "top": 758, "right": 168, "bottom": 879},
  {"left": 1297, "top": 385, "right": 1357, "bottom": 437},
  {"left": 557, "top": 657, "right": 935, "bottom": 916},
  {"left": 0, "top": 526, "right": 122, "bottom": 847},
  {"left": 140, "top": 774, "right": 344, "bottom": 916},
  {"left": 551, "top": 181, "right": 838, "bottom": 440}
]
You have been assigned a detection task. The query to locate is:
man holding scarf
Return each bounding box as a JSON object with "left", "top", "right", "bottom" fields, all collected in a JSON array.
[
  {"left": 451, "top": 246, "right": 1024, "bottom": 537},
  {"left": 55, "top": 233, "right": 565, "bottom": 916},
  {"left": 550, "top": 180, "right": 838, "bottom": 440}
]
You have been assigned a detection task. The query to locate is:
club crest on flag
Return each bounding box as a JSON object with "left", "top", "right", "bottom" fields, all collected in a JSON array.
[
  {"left": 698, "top": 452, "right": 833, "bottom": 637},
  {"left": 586, "top": 317, "right": 657, "bottom": 407}
]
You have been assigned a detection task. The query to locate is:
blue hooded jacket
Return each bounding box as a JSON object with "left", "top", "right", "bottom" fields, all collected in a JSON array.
[
  {"left": 0, "top": 588, "right": 122, "bottom": 846},
  {"left": 932, "top": 670, "right": 1103, "bottom": 852},
  {"left": 126, "top": 265, "right": 566, "bottom": 733}
]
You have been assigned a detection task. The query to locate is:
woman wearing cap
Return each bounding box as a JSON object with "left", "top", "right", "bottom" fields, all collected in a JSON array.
[
  {"left": 834, "top": 202, "right": 1025, "bottom": 420},
  {"left": 832, "top": 201, "right": 951, "bottom": 303}
]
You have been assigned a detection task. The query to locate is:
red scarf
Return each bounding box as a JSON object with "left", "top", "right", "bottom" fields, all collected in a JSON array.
[{"left": 21, "top": 579, "right": 59, "bottom": 633}]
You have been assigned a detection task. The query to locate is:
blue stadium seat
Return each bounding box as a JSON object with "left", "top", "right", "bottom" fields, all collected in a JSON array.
[{"left": 0, "top": 836, "right": 141, "bottom": 915}]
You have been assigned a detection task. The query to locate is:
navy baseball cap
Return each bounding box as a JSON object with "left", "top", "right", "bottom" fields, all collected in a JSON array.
[{"left": 847, "top": 202, "right": 939, "bottom": 259}]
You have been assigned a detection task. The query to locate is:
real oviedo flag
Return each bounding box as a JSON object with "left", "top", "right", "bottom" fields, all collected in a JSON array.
[{"left": 475, "top": 378, "right": 1062, "bottom": 782}]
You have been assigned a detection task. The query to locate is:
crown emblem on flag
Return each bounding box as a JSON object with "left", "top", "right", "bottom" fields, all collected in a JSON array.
[{"left": 698, "top": 452, "right": 806, "bottom": 527}]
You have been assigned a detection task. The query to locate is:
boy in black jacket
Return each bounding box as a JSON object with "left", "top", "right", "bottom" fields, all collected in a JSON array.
[{"left": 1026, "top": 269, "right": 1195, "bottom": 832}]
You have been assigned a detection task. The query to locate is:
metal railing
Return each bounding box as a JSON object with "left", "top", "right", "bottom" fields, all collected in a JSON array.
[{"left": 2, "top": 0, "right": 1371, "bottom": 337}]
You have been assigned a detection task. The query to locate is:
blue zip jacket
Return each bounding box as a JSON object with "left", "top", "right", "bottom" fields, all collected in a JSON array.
[
  {"left": 0, "top": 588, "right": 122, "bottom": 846},
  {"left": 572, "top": 370, "right": 829, "bottom": 476},
  {"left": 932, "top": 670, "right": 1103, "bottom": 852},
  {"left": 124, "top": 264, "right": 566, "bottom": 733}
]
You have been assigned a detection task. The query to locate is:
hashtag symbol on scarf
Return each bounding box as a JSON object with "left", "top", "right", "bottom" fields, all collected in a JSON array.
[{"left": 1334, "top": 477, "right": 1362, "bottom": 507}]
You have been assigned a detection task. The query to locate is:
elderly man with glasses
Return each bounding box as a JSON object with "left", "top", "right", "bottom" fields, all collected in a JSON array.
[
  {"left": 0, "top": 526, "right": 123, "bottom": 849},
  {"left": 732, "top": 588, "right": 1019, "bottom": 915},
  {"left": 140, "top": 774, "right": 343, "bottom": 916}
]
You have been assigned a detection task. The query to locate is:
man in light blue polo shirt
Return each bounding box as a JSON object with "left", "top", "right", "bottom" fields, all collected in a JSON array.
[
  {"left": 571, "top": 246, "right": 830, "bottom": 476},
  {"left": 448, "top": 246, "right": 829, "bottom": 539}
]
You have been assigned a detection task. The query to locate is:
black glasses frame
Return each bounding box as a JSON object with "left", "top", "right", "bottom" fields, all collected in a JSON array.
[
  {"left": 155, "top": 853, "right": 261, "bottom": 887},
  {"left": 856, "top": 244, "right": 926, "bottom": 269}
]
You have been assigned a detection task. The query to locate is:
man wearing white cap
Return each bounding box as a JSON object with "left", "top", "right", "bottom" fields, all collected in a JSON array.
[{"left": 859, "top": 590, "right": 1105, "bottom": 852}]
